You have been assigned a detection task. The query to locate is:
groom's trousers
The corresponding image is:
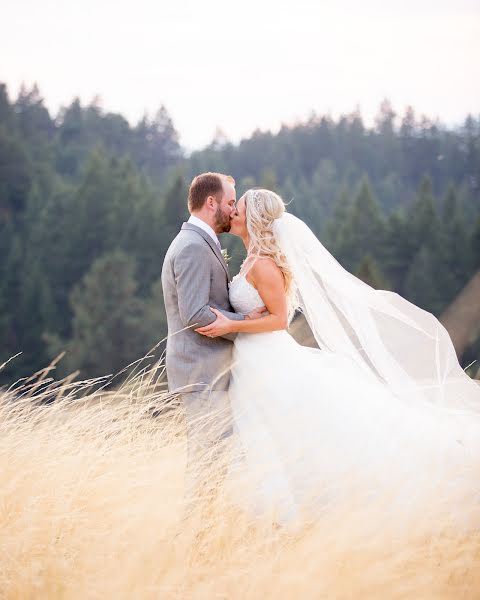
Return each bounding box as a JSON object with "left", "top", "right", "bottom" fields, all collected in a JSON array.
[{"left": 180, "top": 389, "right": 233, "bottom": 508}]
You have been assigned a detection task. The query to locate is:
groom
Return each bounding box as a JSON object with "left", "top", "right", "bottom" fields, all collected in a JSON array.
[{"left": 161, "top": 172, "right": 265, "bottom": 504}]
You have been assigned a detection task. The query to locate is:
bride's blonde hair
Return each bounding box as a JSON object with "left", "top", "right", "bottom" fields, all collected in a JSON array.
[{"left": 242, "top": 188, "right": 298, "bottom": 320}]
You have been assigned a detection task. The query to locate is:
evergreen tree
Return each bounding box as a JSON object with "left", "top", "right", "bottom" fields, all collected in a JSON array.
[
  {"left": 408, "top": 175, "right": 439, "bottom": 242},
  {"left": 355, "top": 255, "right": 390, "bottom": 289},
  {"left": 56, "top": 98, "right": 86, "bottom": 176},
  {"left": 133, "top": 106, "right": 181, "bottom": 179},
  {"left": 374, "top": 98, "right": 397, "bottom": 137},
  {"left": 382, "top": 208, "right": 411, "bottom": 291},
  {"left": 0, "top": 232, "right": 21, "bottom": 349},
  {"left": 0, "top": 125, "right": 32, "bottom": 223},
  {"left": 0, "top": 84, "right": 14, "bottom": 130},
  {"left": 403, "top": 175, "right": 448, "bottom": 309},
  {"left": 373, "top": 99, "right": 400, "bottom": 179},
  {"left": 309, "top": 159, "right": 339, "bottom": 225},
  {"left": 60, "top": 147, "right": 115, "bottom": 301},
  {"left": 45, "top": 250, "right": 149, "bottom": 379},
  {"left": 322, "top": 186, "right": 351, "bottom": 250},
  {"left": 440, "top": 184, "right": 471, "bottom": 298},
  {"left": 0, "top": 182, "right": 56, "bottom": 383},
  {"left": 463, "top": 114, "right": 480, "bottom": 196},
  {"left": 14, "top": 83, "right": 55, "bottom": 154},
  {"left": 404, "top": 245, "right": 444, "bottom": 314},
  {"left": 335, "top": 176, "right": 386, "bottom": 271},
  {"left": 162, "top": 171, "right": 189, "bottom": 242},
  {"left": 260, "top": 168, "right": 277, "bottom": 190}
]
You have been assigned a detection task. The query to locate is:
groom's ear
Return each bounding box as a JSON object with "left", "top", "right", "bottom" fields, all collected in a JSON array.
[{"left": 206, "top": 196, "right": 216, "bottom": 211}]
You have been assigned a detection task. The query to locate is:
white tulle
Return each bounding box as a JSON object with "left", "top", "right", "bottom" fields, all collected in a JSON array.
[
  {"left": 225, "top": 222, "right": 480, "bottom": 527},
  {"left": 272, "top": 213, "right": 480, "bottom": 414}
]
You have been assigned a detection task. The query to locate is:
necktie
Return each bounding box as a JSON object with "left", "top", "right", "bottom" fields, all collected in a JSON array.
[{"left": 215, "top": 239, "right": 222, "bottom": 253}]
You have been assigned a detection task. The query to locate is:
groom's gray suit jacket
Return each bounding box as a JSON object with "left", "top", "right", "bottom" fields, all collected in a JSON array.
[{"left": 161, "top": 222, "right": 244, "bottom": 394}]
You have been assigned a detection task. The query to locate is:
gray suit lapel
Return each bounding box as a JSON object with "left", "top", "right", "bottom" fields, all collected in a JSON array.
[{"left": 181, "top": 223, "right": 230, "bottom": 279}]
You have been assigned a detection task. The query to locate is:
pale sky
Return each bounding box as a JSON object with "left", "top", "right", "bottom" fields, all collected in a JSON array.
[{"left": 1, "top": 0, "right": 479, "bottom": 150}]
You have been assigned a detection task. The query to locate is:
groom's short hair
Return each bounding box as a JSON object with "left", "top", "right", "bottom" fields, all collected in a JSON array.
[{"left": 188, "top": 172, "right": 235, "bottom": 212}]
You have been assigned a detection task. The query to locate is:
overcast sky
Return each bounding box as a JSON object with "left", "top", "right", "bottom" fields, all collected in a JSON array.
[{"left": 1, "top": 0, "right": 479, "bottom": 150}]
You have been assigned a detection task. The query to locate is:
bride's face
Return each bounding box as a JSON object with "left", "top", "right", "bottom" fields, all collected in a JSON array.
[{"left": 229, "top": 196, "right": 247, "bottom": 237}]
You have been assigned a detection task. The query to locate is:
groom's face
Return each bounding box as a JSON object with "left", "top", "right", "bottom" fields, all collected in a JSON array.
[{"left": 214, "top": 181, "right": 236, "bottom": 233}]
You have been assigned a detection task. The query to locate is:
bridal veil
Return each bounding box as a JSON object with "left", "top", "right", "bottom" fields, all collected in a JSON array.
[{"left": 272, "top": 213, "right": 480, "bottom": 414}]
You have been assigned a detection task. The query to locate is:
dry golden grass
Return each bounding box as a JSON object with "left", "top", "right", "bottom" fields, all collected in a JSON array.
[{"left": 1, "top": 356, "right": 480, "bottom": 599}]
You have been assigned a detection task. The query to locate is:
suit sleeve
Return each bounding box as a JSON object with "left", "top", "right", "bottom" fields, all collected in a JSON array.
[{"left": 174, "top": 243, "right": 244, "bottom": 332}]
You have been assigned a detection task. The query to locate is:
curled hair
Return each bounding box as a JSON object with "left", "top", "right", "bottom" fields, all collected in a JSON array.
[{"left": 242, "top": 189, "right": 299, "bottom": 321}]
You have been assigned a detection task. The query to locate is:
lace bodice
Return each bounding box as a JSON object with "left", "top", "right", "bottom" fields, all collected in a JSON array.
[{"left": 229, "top": 273, "right": 265, "bottom": 314}]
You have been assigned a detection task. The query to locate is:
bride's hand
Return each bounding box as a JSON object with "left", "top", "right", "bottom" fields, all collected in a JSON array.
[
  {"left": 247, "top": 306, "right": 269, "bottom": 320},
  {"left": 195, "top": 308, "right": 232, "bottom": 338}
]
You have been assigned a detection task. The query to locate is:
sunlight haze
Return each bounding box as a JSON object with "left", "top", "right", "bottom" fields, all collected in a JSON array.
[{"left": 1, "top": 0, "right": 479, "bottom": 149}]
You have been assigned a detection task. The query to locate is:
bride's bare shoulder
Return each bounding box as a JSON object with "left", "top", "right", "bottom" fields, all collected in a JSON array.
[
  {"left": 250, "top": 255, "right": 277, "bottom": 268},
  {"left": 249, "top": 256, "right": 283, "bottom": 285}
]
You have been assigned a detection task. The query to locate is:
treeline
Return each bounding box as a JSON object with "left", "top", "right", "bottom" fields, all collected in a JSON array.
[
  {"left": 0, "top": 83, "right": 479, "bottom": 386},
  {"left": 0, "top": 82, "right": 187, "bottom": 385},
  {"left": 189, "top": 99, "right": 479, "bottom": 219}
]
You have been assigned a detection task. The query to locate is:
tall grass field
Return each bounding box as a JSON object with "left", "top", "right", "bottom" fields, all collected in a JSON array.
[{"left": 1, "top": 353, "right": 479, "bottom": 599}]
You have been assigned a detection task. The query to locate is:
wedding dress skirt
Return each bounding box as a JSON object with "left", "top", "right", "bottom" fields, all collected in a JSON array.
[{"left": 226, "top": 273, "right": 480, "bottom": 527}]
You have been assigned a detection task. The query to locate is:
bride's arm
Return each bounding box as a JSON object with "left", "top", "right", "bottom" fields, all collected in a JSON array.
[{"left": 195, "top": 258, "right": 288, "bottom": 337}]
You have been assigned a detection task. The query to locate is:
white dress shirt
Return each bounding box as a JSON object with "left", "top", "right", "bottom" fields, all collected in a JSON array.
[{"left": 187, "top": 215, "right": 221, "bottom": 250}]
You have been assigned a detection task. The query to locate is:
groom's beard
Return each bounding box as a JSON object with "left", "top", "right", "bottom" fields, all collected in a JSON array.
[{"left": 215, "top": 206, "right": 231, "bottom": 233}]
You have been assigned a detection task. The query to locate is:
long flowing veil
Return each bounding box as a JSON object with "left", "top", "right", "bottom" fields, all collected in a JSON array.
[{"left": 272, "top": 212, "right": 480, "bottom": 413}]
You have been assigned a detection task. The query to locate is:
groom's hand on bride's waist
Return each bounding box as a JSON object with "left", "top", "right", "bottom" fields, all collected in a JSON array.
[{"left": 195, "top": 306, "right": 268, "bottom": 337}]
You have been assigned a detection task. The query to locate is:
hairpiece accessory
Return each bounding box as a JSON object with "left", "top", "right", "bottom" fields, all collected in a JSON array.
[{"left": 250, "top": 190, "right": 261, "bottom": 209}]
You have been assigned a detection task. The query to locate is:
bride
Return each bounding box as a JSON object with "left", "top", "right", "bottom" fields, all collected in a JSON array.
[{"left": 195, "top": 189, "right": 480, "bottom": 527}]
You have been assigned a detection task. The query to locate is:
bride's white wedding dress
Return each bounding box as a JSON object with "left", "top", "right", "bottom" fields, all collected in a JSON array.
[{"left": 225, "top": 267, "right": 480, "bottom": 528}]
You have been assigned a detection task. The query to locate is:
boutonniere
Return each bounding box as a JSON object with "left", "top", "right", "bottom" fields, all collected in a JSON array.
[{"left": 221, "top": 248, "right": 232, "bottom": 264}]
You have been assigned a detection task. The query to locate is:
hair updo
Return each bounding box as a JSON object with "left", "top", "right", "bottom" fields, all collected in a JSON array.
[{"left": 242, "top": 188, "right": 297, "bottom": 321}]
